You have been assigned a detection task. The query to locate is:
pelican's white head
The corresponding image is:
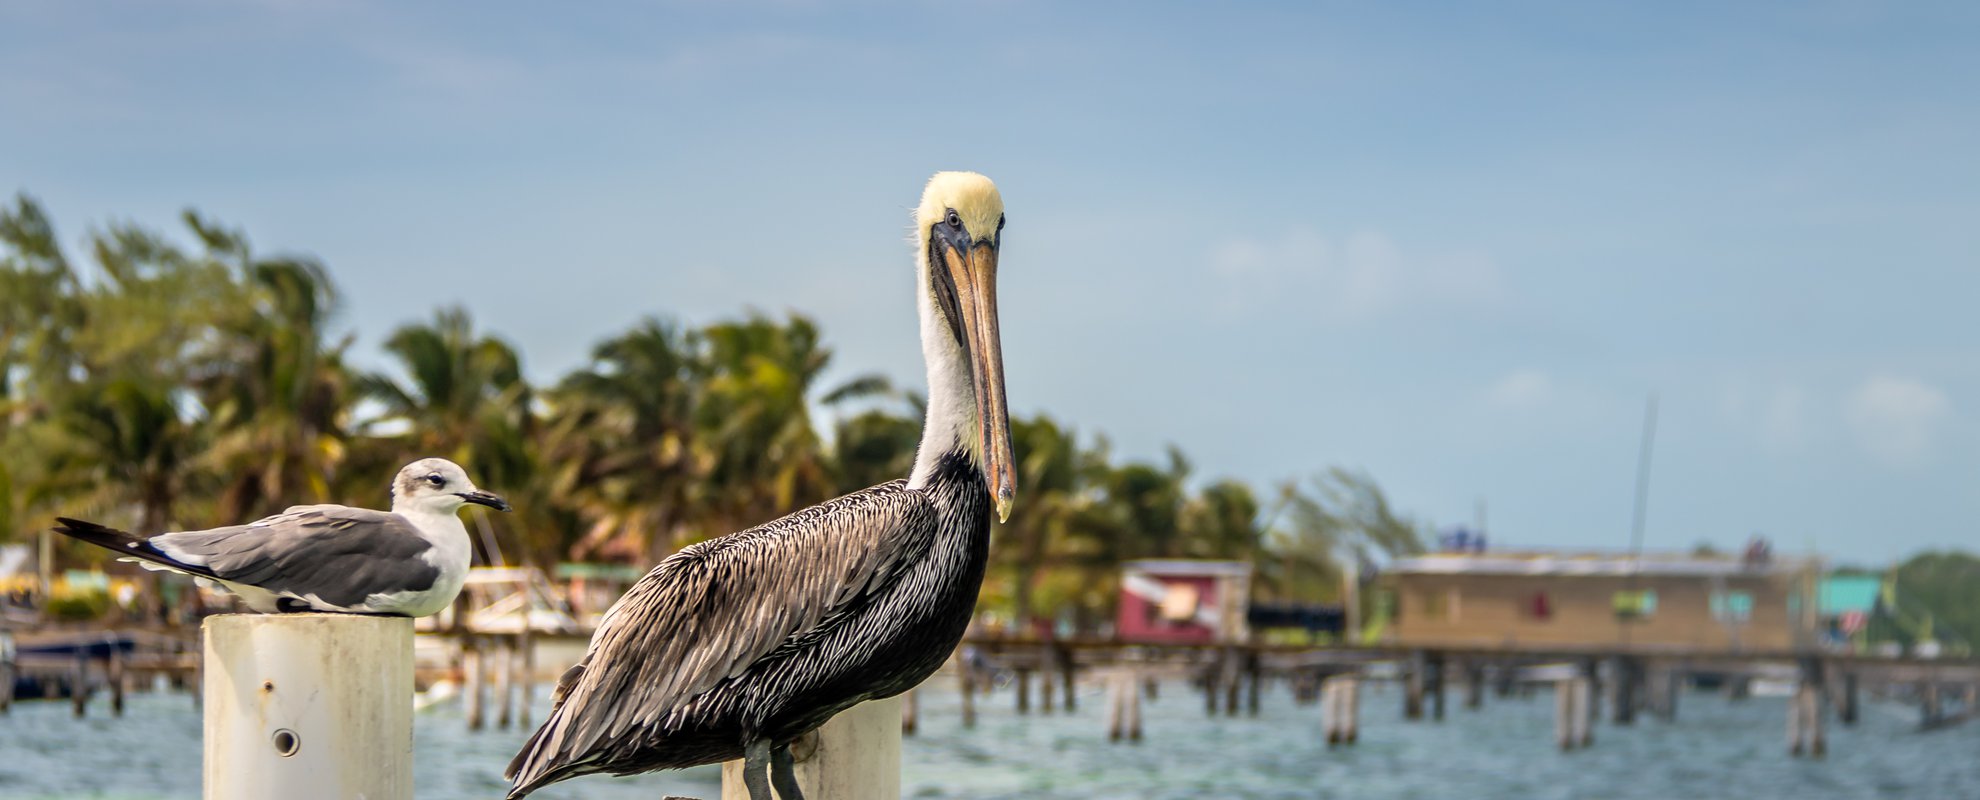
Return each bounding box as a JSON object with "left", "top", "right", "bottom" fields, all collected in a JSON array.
[
  {"left": 389, "top": 457, "right": 511, "bottom": 516},
  {"left": 909, "top": 171, "right": 1015, "bottom": 522}
]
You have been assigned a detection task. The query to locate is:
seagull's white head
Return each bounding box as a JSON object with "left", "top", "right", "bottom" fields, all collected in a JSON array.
[
  {"left": 390, "top": 458, "right": 511, "bottom": 516},
  {"left": 913, "top": 171, "right": 1015, "bottom": 522}
]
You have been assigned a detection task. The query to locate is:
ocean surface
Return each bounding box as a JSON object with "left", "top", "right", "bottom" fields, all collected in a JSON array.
[{"left": 1, "top": 679, "right": 1976, "bottom": 799}]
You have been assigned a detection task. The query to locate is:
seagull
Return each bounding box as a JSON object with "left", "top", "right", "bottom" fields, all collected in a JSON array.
[
  {"left": 51, "top": 457, "right": 510, "bottom": 617},
  {"left": 506, "top": 171, "right": 1016, "bottom": 800}
]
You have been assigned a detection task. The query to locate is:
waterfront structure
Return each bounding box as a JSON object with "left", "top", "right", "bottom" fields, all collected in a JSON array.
[
  {"left": 1385, "top": 548, "right": 1821, "bottom": 651},
  {"left": 1116, "top": 560, "right": 1253, "bottom": 645}
]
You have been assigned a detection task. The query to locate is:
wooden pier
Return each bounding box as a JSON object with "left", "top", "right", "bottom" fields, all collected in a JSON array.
[{"left": 956, "top": 636, "right": 1980, "bottom": 752}]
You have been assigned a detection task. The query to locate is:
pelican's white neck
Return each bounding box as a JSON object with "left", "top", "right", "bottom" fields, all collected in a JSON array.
[{"left": 908, "top": 244, "right": 977, "bottom": 489}]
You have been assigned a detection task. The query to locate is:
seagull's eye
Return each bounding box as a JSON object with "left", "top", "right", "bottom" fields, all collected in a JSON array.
[
  {"left": 426, "top": 474, "right": 445, "bottom": 487},
  {"left": 946, "top": 211, "right": 962, "bottom": 230}
]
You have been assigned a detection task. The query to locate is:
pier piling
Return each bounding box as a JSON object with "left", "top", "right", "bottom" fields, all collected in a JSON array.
[
  {"left": 1106, "top": 671, "right": 1143, "bottom": 742},
  {"left": 1057, "top": 644, "right": 1078, "bottom": 712},
  {"left": 1041, "top": 663, "right": 1056, "bottom": 714},
  {"left": 70, "top": 651, "right": 88, "bottom": 718},
  {"left": 957, "top": 652, "right": 976, "bottom": 729},
  {"left": 1404, "top": 652, "right": 1425, "bottom": 720},
  {"left": 464, "top": 636, "right": 487, "bottom": 731},
  {"left": 1015, "top": 666, "right": 1031, "bottom": 714},
  {"left": 720, "top": 698, "right": 901, "bottom": 800},
  {"left": 203, "top": 614, "right": 413, "bottom": 800}
]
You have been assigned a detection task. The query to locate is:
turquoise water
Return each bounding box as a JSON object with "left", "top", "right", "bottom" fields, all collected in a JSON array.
[{"left": 1, "top": 681, "right": 1975, "bottom": 799}]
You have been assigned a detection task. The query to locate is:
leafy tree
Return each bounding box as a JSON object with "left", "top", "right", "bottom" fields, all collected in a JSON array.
[
  {"left": 1890, "top": 551, "right": 1980, "bottom": 654},
  {"left": 543, "top": 318, "right": 704, "bottom": 562},
  {"left": 358, "top": 307, "right": 535, "bottom": 562}
]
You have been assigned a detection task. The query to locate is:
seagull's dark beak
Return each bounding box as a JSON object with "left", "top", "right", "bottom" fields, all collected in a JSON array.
[{"left": 457, "top": 491, "right": 512, "bottom": 512}]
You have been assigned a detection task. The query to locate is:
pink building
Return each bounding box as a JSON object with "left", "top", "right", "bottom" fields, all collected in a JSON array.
[{"left": 1115, "top": 560, "right": 1253, "bottom": 644}]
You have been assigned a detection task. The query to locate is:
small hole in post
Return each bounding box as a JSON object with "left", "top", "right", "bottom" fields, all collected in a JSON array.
[{"left": 271, "top": 728, "right": 301, "bottom": 757}]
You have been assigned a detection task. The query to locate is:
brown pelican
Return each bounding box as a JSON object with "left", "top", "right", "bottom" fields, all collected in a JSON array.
[
  {"left": 50, "top": 458, "right": 509, "bottom": 616},
  {"left": 505, "top": 171, "right": 1015, "bottom": 800}
]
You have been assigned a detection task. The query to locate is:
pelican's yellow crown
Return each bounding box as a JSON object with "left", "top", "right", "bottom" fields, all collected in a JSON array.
[{"left": 916, "top": 171, "right": 1004, "bottom": 244}]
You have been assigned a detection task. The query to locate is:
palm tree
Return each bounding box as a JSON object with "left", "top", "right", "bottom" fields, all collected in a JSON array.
[
  {"left": 1263, "top": 468, "right": 1426, "bottom": 604},
  {"left": 1183, "top": 479, "right": 1265, "bottom": 561},
  {"left": 543, "top": 317, "right": 703, "bottom": 563},
  {"left": 358, "top": 307, "right": 536, "bottom": 561},
  {"left": 0, "top": 195, "right": 84, "bottom": 541},
  {"left": 992, "top": 414, "right": 1083, "bottom": 635},
  {"left": 183, "top": 212, "right": 357, "bottom": 522},
  {"left": 693, "top": 312, "right": 836, "bottom": 535}
]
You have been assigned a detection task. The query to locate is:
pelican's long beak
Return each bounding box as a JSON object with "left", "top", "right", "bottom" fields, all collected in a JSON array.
[{"left": 942, "top": 240, "right": 1017, "bottom": 522}]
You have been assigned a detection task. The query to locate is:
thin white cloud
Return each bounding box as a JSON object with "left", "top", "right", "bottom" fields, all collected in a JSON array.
[
  {"left": 1210, "top": 227, "right": 1504, "bottom": 322},
  {"left": 1486, "top": 369, "right": 1553, "bottom": 409},
  {"left": 1845, "top": 375, "right": 1951, "bottom": 465}
]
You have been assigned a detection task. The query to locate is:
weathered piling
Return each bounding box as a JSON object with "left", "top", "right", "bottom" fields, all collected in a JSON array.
[
  {"left": 1788, "top": 679, "right": 1825, "bottom": 758},
  {"left": 1647, "top": 665, "right": 1678, "bottom": 722},
  {"left": 1323, "top": 674, "right": 1360, "bottom": 746},
  {"left": 957, "top": 652, "right": 976, "bottom": 729},
  {"left": 1404, "top": 652, "right": 1426, "bottom": 720},
  {"left": 1222, "top": 648, "right": 1242, "bottom": 717},
  {"left": 1556, "top": 674, "right": 1594, "bottom": 750},
  {"left": 1106, "top": 670, "right": 1144, "bottom": 742},
  {"left": 108, "top": 647, "right": 126, "bottom": 717},
  {"left": 1322, "top": 677, "right": 1340, "bottom": 744},
  {"left": 1343, "top": 674, "right": 1359, "bottom": 743},
  {"left": 203, "top": 614, "right": 414, "bottom": 800},
  {"left": 901, "top": 688, "right": 918, "bottom": 736},
  {"left": 720, "top": 697, "right": 902, "bottom": 800},
  {"left": 1554, "top": 678, "right": 1574, "bottom": 751},
  {"left": 1610, "top": 657, "right": 1637, "bottom": 725},
  {"left": 1041, "top": 663, "right": 1056, "bottom": 714},
  {"left": 1428, "top": 654, "right": 1446, "bottom": 721},
  {"left": 515, "top": 628, "right": 536, "bottom": 728},
  {"left": 1015, "top": 666, "right": 1031, "bottom": 714},
  {"left": 1245, "top": 653, "right": 1262, "bottom": 717},
  {"left": 1057, "top": 644, "right": 1077, "bottom": 712},
  {"left": 1920, "top": 682, "right": 1941, "bottom": 727},
  {"left": 0, "top": 631, "right": 13, "bottom": 714},
  {"left": 1836, "top": 671, "right": 1858, "bottom": 726},
  {"left": 70, "top": 651, "right": 89, "bottom": 717},
  {"left": 464, "top": 635, "right": 487, "bottom": 731}
]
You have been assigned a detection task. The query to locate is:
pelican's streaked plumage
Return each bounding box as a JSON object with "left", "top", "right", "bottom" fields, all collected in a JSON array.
[
  {"left": 506, "top": 172, "right": 1016, "bottom": 800},
  {"left": 51, "top": 458, "right": 510, "bottom": 617}
]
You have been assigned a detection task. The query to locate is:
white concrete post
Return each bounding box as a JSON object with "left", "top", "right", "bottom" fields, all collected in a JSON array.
[
  {"left": 720, "top": 697, "right": 902, "bottom": 800},
  {"left": 203, "top": 613, "right": 414, "bottom": 800}
]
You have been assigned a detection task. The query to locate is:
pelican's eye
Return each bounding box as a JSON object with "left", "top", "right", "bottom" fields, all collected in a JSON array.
[
  {"left": 426, "top": 474, "right": 445, "bottom": 487},
  {"left": 997, "top": 214, "right": 1006, "bottom": 231},
  {"left": 946, "top": 210, "right": 963, "bottom": 230}
]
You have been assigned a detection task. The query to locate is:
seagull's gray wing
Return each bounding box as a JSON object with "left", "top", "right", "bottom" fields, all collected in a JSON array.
[
  {"left": 150, "top": 505, "right": 441, "bottom": 609},
  {"left": 507, "top": 479, "right": 935, "bottom": 787}
]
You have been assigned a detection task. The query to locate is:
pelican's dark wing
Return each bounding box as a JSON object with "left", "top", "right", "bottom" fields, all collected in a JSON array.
[{"left": 506, "top": 479, "right": 934, "bottom": 792}]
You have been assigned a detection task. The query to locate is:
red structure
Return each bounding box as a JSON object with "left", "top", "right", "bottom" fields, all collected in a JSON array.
[{"left": 1115, "top": 560, "right": 1252, "bottom": 644}]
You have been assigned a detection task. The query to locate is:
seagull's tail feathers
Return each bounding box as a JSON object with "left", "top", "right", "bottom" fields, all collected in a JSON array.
[{"left": 51, "top": 517, "right": 218, "bottom": 580}]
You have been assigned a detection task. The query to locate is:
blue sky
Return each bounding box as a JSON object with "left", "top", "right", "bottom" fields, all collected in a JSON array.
[{"left": 5, "top": 1, "right": 1976, "bottom": 564}]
